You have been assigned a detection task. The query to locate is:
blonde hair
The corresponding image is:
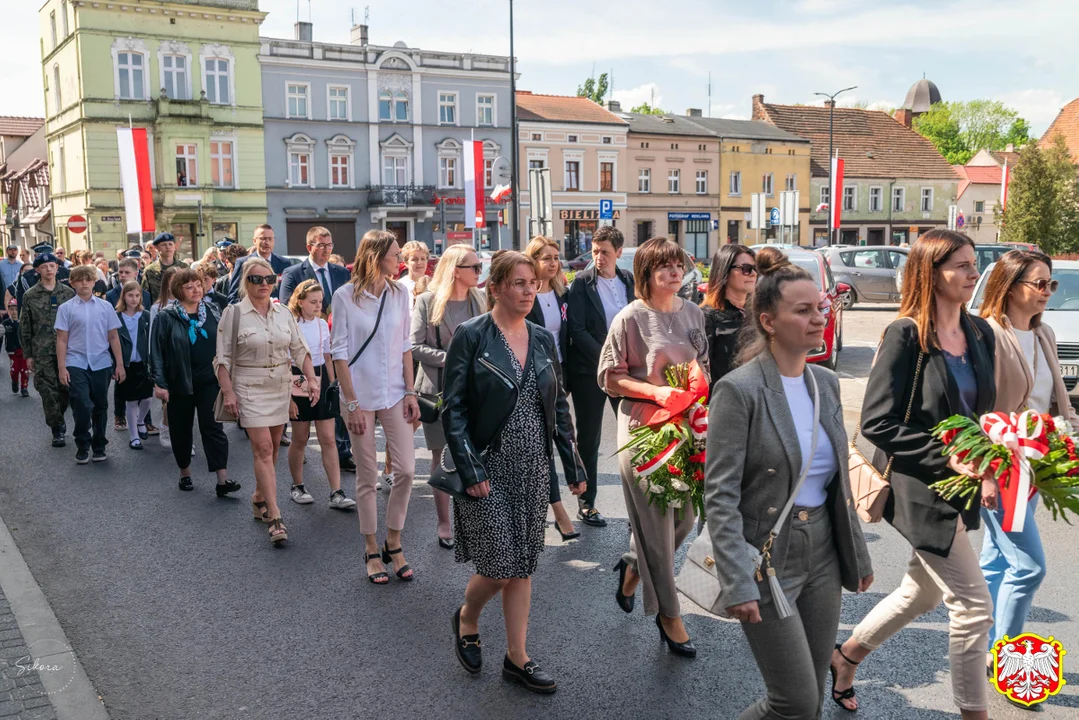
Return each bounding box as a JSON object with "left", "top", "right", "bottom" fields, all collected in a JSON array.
[
  {"left": 349, "top": 230, "right": 399, "bottom": 302},
  {"left": 237, "top": 256, "right": 275, "bottom": 300},
  {"left": 401, "top": 240, "right": 430, "bottom": 262},
  {"left": 524, "top": 235, "right": 565, "bottom": 295},
  {"left": 428, "top": 244, "right": 484, "bottom": 325},
  {"left": 287, "top": 278, "right": 325, "bottom": 320},
  {"left": 486, "top": 251, "right": 537, "bottom": 311},
  {"left": 114, "top": 280, "right": 144, "bottom": 312}
]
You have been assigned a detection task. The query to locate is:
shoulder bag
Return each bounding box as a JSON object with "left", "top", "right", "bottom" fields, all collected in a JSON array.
[
  {"left": 213, "top": 305, "right": 243, "bottom": 423},
  {"left": 848, "top": 349, "right": 924, "bottom": 523},
  {"left": 417, "top": 294, "right": 477, "bottom": 425},
  {"left": 427, "top": 445, "right": 477, "bottom": 502},
  {"left": 328, "top": 289, "right": 388, "bottom": 415},
  {"left": 677, "top": 369, "right": 820, "bottom": 620}
]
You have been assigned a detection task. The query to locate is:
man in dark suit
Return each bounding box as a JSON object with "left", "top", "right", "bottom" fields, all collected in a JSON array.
[
  {"left": 565, "top": 225, "right": 635, "bottom": 528},
  {"left": 227, "top": 224, "right": 292, "bottom": 303},
  {"left": 277, "top": 225, "right": 355, "bottom": 470},
  {"left": 104, "top": 257, "right": 152, "bottom": 309}
]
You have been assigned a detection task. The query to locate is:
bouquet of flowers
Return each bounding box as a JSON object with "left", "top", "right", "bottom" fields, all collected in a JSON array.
[
  {"left": 617, "top": 361, "right": 709, "bottom": 518},
  {"left": 930, "top": 411, "right": 1079, "bottom": 529}
]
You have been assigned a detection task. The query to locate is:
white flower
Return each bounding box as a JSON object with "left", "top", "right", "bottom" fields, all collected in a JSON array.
[
  {"left": 671, "top": 480, "right": 690, "bottom": 492},
  {"left": 668, "top": 498, "right": 683, "bottom": 509},
  {"left": 1054, "top": 416, "right": 1073, "bottom": 435},
  {"left": 649, "top": 483, "right": 665, "bottom": 494}
]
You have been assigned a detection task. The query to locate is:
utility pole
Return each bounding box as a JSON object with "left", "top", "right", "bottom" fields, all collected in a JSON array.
[
  {"left": 508, "top": 0, "right": 520, "bottom": 249},
  {"left": 707, "top": 72, "right": 711, "bottom": 117},
  {"left": 813, "top": 85, "right": 856, "bottom": 246}
]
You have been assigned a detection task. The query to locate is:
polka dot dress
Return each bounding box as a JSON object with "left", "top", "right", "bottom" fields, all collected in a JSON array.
[{"left": 454, "top": 328, "right": 551, "bottom": 579}]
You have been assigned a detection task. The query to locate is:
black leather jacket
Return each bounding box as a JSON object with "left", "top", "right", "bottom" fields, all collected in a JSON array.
[
  {"left": 441, "top": 313, "right": 589, "bottom": 490},
  {"left": 149, "top": 302, "right": 222, "bottom": 395}
]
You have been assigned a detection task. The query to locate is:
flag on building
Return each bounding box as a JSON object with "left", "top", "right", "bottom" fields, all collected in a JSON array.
[
  {"left": 116, "top": 127, "right": 154, "bottom": 234},
  {"left": 1000, "top": 159, "right": 1010, "bottom": 211},
  {"left": 463, "top": 140, "right": 486, "bottom": 229},
  {"left": 830, "top": 156, "right": 845, "bottom": 231},
  {"left": 490, "top": 183, "right": 512, "bottom": 203}
]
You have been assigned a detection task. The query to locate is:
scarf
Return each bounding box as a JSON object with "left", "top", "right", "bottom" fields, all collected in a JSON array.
[{"left": 177, "top": 301, "right": 208, "bottom": 345}]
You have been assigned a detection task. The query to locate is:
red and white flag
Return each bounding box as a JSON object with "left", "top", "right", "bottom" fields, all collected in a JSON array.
[
  {"left": 490, "top": 183, "right": 512, "bottom": 203},
  {"left": 116, "top": 127, "right": 154, "bottom": 234},
  {"left": 830, "top": 156, "right": 845, "bottom": 231},
  {"left": 463, "top": 140, "right": 486, "bottom": 229},
  {"left": 1000, "top": 159, "right": 1010, "bottom": 211}
]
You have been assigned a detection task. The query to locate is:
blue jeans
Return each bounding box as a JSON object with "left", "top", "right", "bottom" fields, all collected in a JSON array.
[{"left": 979, "top": 501, "right": 1046, "bottom": 650}]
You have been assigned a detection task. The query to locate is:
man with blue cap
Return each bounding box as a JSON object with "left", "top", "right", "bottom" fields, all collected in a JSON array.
[
  {"left": 214, "top": 236, "right": 235, "bottom": 276},
  {"left": 141, "top": 232, "right": 188, "bottom": 300},
  {"left": 13, "top": 243, "right": 70, "bottom": 309}
]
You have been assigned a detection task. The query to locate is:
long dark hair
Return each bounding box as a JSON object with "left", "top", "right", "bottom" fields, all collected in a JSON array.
[
  {"left": 898, "top": 229, "right": 976, "bottom": 352},
  {"left": 702, "top": 244, "right": 754, "bottom": 310},
  {"left": 979, "top": 249, "right": 1053, "bottom": 329},
  {"left": 735, "top": 247, "right": 813, "bottom": 366}
]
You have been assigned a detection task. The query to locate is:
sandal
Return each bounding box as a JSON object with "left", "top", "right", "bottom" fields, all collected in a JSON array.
[
  {"left": 829, "top": 643, "right": 859, "bottom": 711},
  {"left": 114, "top": 417, "right": 127, "bottom": 431},
  {"left": 129, "top": 439, "right": 143, "bottom": 450},
  {"left": 366, "top": 552, "right": 389, "bottom": 584},
  {"left": 381, "top": 543, "right": 414, "bottom": 581},
  {"left": 251, "top": 498, "right": 270, "bottom": 522},
  {"left": 268, "top": 517, "right": 288, "bottom": 544}
]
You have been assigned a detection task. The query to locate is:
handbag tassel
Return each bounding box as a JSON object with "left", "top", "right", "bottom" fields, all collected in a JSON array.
[{"left": 767, "top": 567, "right": 793, "bottom": 619}]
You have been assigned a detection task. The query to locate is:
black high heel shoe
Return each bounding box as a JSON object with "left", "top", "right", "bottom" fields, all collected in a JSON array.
[
  {"left": 553, "top": 522, "right": 581, "bottom": 541},
  {"left": 829, "top": 643, "right": 859, "bottom": 711},
  {"left": 655, "top": 614, "right": 696, "bottom": 658},
  {"left": 613, "top": 559, "right": 635, "bottom": 614}
]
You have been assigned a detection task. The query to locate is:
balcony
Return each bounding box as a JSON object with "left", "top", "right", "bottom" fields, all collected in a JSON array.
[{"left": 368, "top": 185, "right": 437, "bottom": 207}]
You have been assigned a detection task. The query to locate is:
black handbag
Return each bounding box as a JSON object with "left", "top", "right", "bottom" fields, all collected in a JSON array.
[{"left": 427, "top": 447, "right": 477, "bottom": 501}]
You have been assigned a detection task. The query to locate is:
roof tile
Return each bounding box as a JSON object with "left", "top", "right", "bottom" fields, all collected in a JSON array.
[
  {"left": 0, "top": 117, "right": 44, "bottom": 138},
  {"left": 516, "top": 92, "right": 627, "bottom": 126},
  {"left": 1040, "top": 98, "right": 1079, "bottom": 160}
]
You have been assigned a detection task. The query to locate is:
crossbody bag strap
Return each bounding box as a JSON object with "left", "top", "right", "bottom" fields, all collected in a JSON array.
[
  {"left": 348, "top": 288, "right": 388, "bottom": 368},
  {"left": 764, "top": 369, "right": 822, "bottom": 541}
]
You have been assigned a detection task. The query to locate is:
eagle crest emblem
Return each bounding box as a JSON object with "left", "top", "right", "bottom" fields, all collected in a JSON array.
[{"left": 991, "top": 633, "right": 1066, "bottom": 707}]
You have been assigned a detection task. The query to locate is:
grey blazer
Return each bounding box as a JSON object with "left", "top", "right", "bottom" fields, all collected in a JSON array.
[
  {"left": 704, "top": 353, "right": 872, "bottom": 611},
  {"left": 410, "top": 290, "right": 484, "bottom": 397}
]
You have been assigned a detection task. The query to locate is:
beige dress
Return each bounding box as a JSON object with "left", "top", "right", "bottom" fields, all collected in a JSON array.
[{"left": 213, "top": 298, "right": 310, "bottom": 427}]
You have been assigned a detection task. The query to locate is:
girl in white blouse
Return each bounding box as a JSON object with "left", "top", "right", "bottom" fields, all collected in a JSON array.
[{"left": 331, "top": 231, "right": 421, "bottom": 584}]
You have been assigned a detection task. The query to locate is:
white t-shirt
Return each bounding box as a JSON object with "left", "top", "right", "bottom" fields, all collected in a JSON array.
[
  {"left": 297, "top": 316, "right": 331, "bottom": 367},
  {"left": 596, "top": 274, "right": 628, "bottom": 329},
  {"left": 537, "top": 290, "right": 563, "bottom": 361},
  {"left": 330, "top": 283, "right": 412, "bottom": 411},
  {"left": 782, "top": 373, "right": 837, "bottom": 508},
  {"left": 398, "top": 276, "right": 417, "bottom": 312},
  {"left": 1013, "top": 328, "right": 1055, "bottom": 414}
]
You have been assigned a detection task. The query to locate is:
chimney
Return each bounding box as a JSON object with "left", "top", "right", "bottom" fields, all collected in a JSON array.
[
  {"left": 294, "top": 21, "right": 313, "bottom": 43},
  {"left": 686, "top": 108, "right": 702, "bottom": 117},
  {"left": 823, "top": 99, "right": 835, "bottom": 109},
  {"left": 606, "top": 100, "right": 621, "bottom": 113},
  {"left": 1005, "top": 143, "right": 1015, "bottom": 152},
  {"left": 751, "top": 94, "right": 766, "bottom": 121},
  {"left": 895, "top": 108, "right": 913, "bottom": 128},
  {"left": 350, "top": 23, "right": 369, "bottom": 46}
]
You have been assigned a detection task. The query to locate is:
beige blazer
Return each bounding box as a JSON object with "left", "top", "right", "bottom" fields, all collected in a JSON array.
[{"left": 986, "top": 315, "right": 1079, "bottom": 424}]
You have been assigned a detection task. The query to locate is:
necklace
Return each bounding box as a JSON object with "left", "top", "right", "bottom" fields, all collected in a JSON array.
[
  {"left": 540, "top": 292, "right": 555, "bottom": 308},
  {"left": 495, "top": 318, "right": 526, "bottom": 339}
]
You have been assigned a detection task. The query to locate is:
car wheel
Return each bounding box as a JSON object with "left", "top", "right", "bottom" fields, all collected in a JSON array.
[
  {"left": 823, "top": 340, "right": 839, "bottom": 371},
  {"left": 836, "top": 323, "right": 844, "bottom": 353},
  {"left": 841, "top": 288, "right": 856, "bottom": 309}
]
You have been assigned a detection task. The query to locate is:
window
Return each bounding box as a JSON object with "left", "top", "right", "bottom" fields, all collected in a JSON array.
[
  {"left": 730, "top": 145, "right": 740, "bottom": 153},
  {"left": 528, "top": 159, "right": 545, "bottom": 171},
  {"left": 484, "top": 158, "right": 494, "bottom": 189},
  {"left": 328, "top": 86, "right": 349, "bottom": 121},
  {"left": 785, "top": 174, "right": 796, "bottom": 192},
  {"left": 162, "top": 55, "right": 189, "bottom": 100},
  {"left": 668, "top": 169, "right": 680, "bottom": 194},
  {"left": 439, "top": 156, "right": 458, "bottom": 189},
  {"left": 869, "top": 186, "right": 883, "bottom": 212},
  {"left": 638, "top": 168, "right": 651, "bottom": 193},
  {"left": 671, "top": 143, "right": 679, "bottom": 150},
  {"left": 329, "top": 153, "right": 350, "bottom": 188},
  {"left": 60, "top": 1, "right": 68, "bottom": 36},
  {"left": 892, "top": 186, "right": 905, "bottom": 212},
  {"left": 841, "top": 249, "right": 886, "bottom": 269},
  {"left": 602, "top": 137, "right": 612, "bottom": 144},
  {"left": 378, "top": 91, "right": 409, "bottom": 122},
  {"left": 394, "top": 91, "right": 409, "bottom": 122},
  {"left": 52, "top": 65, "right": 61, "bottom": 112},
  {"left": 699, "top": 144, "right": 707, "bottom": 151},
  {"left": 175, "top": 144, "right": 197, "bottom": 187},
  {"left": 695, "top": 170, "right": 707, "bottom": 195},
  {"left": 567, "top": 135, "right": 578, "bottom": 143},
  {"left": 383, "top": 155, "right": 409, "bottom": 185},
  {"left": 820, "top": 186, "right": 830, "bottom": 207},
  {"left": 289, "top": 151, "right": 310, "bottom": 187},
  {"left": 286, "top": 84, "right": 308, "bottom": 118},
  {"left": 531, "top": 133, "right": 541, "bottom": 141},
  {"left": 843, "top": 186, "right": 856, "bottom": 212},
  {"left": 565, "top": 161, "right": 580, "bottom": 191},
  {"left": 921, "top": 187, "right": 934, "bottom": 212},
  {"left": 50, "top": 12, "right": 57, "bottom": 49},
  {"left": 379, "top": 91, "right": 392, "bottom": 121},
  {"left": 210, "top": 141, "right": 234, "bottom": 188},
  {"left": 640, "top": 141, "right": 649, "bottom": 149},
  {"left": 439, "top": 92, "right": 457, "bottom": 125},
  {"left": 116, "top": 52, "right": 145, "bottom": 100},
  {"left": 204, "top": 58, "right": 230, "bottom": 104},
  {"left": 477, "top": 94, "right": 494, "bottom": 126},
  {"left": 974, "top": 200, "right": 985, "bottom": 213},
  {"left": 765, "top": 148, "right": 773, "bottom": 155},
  {"left": 600, "top": 162, "right": 614, "bottom": 192},
  {"left": 762, "top": 172, "right": 774, "bottom": 196},
  {"left": 57, "top": 143, "right": 66, "bottom": 194},
  {"left": 729, "top": 171, "right": 741, "bottom": 196}
]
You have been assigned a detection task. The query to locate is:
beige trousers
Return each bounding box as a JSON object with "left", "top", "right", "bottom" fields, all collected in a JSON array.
[
  {"left": 349, "top": 399, "right": 416, "bottom": 536},
  {"left": 850, "top": 519, "right": 993, "bottom": 712}
]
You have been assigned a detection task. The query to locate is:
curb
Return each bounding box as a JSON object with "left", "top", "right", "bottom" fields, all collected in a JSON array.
[{"left": 0, "top": 512, "right": 109, "bottom": 720}]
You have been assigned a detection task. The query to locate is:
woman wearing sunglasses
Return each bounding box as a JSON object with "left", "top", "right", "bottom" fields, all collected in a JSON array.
[
  {"left": 700, "top": 244, "right": 756, "bottom": 389},
  {"left": 978, "top": 249, "right": 1078, "bottom": 678}
]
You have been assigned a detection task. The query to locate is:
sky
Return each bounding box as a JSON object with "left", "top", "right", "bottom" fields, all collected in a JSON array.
[{"left": 3, "top": 0, "right": 1076, "bottom": 135}]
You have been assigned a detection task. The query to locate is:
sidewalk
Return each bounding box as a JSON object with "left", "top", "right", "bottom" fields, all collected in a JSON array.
[{"left": 0, "top": 586, "right": 56, "bottom": 720}]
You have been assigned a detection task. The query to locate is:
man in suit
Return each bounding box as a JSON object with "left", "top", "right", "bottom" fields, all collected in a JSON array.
[
  {"left": 227, "top": 224, "right": 292, "bottom": 303},
  {"left": 104, "top": 257, "right": 152, "bottom": 309},
  {"left": 565, "top": 225, "right": 635, "bottom": 528},
  {"left": 278, "top": 226, "right": 355, "bottom": 471}
]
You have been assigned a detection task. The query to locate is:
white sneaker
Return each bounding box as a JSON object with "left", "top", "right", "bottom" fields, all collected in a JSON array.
[
  {"left": 375, "top": 478, "right": 382, "bottom": 491},
  {"left": 381, "top": 473, "right": 395, "bottom": 491},
  {"left": 329, "top": 490, "right": 356, "bottom": 510},
  {"left": 159, "top": 427, "right": 171, "bottom": 449},
  {"left": 290, "top": 484, "right": 314, "bottom": 504}
]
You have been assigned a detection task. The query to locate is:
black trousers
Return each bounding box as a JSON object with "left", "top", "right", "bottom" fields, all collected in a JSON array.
[
  {"left": 68, "top": 367, "right": 110, "bottom": 453},
  {"left": 569, "top": 374, "right": 618, "bottom": 509},
  {"left": 166, "top": 380, "right": 228, "bottom": 473}
]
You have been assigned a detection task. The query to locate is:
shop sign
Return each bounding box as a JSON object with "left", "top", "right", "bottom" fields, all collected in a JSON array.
[
  {"left": 559, "top": 209, "right": 621, "bottom": 220},
  {"left": 100, "top": 215, "right": 122, "bottom": 222},
  {"left": 435, "top": 194, "right": 508, "bottom": 206},
  {"left": 667, "top": 212, "right": 711, "bottom": 221}
]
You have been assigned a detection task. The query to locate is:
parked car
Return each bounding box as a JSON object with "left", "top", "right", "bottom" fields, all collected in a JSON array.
[
  {"left": 566, "top": 252, "right": 592, "bottom": 271},
  {"left": 822, "top": 246, "right": 907, "bottom": 308},
  {"left": 969, "top": 260, "right": 1079, "bottom": 407},
  {"left": 973, "top": 244, "right": 1013, "bottom": 274},
  {"left": 784, "top": 248, "right": 848, "bottom": 370},
  {"left": 582, "top": 247, "right": 703, "bottom": 304}
]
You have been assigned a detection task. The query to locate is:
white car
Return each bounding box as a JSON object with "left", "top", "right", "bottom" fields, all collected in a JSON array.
[{"left": 969, "top": 260, "right": 1079, "bottom": 406}]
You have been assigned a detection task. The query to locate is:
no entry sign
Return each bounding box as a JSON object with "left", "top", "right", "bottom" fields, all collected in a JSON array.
[{"left": 68, "top": 215, "right": 88, "bottom": 234}]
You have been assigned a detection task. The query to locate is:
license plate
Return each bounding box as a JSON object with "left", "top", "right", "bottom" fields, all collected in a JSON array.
[{"left": 1061, "top": 364, "right": 1079, "bottom": 378}]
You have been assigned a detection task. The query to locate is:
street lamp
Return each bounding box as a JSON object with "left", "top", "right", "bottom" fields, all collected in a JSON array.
[
  {"left": 813, "top": 85, "right": 856, "bottom": 246},
  {"left": 508, "top": 0, "right": 520, "bottom": 250}
]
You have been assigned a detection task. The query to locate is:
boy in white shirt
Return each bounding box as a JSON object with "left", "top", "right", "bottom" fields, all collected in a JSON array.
[{"left": 55, "top": 265, "right": 125, "bottom": 464}]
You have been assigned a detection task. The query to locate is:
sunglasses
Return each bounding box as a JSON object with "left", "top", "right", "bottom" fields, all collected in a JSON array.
[
  {"left": 1019, "top": 278, "right": 1059, "bottom": 293},
  {"left": 732, "top": 263, "right": 757, "bottom": 277},
  {"left": 457, "top": 263, "right": 483, "bottom": 273},
  {"left": 245, "top": 275, "right": 276, "bottom": 286}
]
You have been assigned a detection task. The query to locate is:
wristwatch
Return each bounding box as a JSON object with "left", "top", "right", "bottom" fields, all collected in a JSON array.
[{"left": 345, "top": 399, "right": 361, "bottom": 413}]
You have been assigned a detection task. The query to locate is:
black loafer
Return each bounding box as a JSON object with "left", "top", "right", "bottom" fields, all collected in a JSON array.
[
  {"left": 502, "top": 656, "right": 556, "bottom": 694},
  {"left": 339, "top": 455, "right": 356, "bottom": 472},
  {"left": 452, "top": 607, "right": 482, "bottom": 673},
  {"left": 178, "top": 477, "right": 194, "bottom": 492},
  {"left": 578, "top": 506, "right": 607, "bottom": 527},
  {"left": 215, "top": 480, "right": 242, "bottom": 497}
]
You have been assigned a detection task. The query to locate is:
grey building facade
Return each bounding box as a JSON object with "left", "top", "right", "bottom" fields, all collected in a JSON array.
[{"left": 260, "top": 22, "right": 514, "bottom": 256}]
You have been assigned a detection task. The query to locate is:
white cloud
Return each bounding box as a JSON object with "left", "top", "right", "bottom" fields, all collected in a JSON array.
[
  {"left": 996, "top": 89, "right": 1071, "bottom": 135},
  {"left": 611, "top": 84, "right": 663, "bottom": 112}
]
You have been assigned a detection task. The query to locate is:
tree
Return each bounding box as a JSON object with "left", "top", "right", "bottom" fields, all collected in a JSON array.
[
  {"left": 998, "top": 134, "right": 1079, "bottom": 255},
  {"left": 576, "top": 73, "right": 609, "bottom": 105},
  {"left": 629, "top": 102, "right": 666, "bottom": 115},
  {"left": 912, "top": 103, "right": 971, "bottom": 164},
  {"left": 913, "top": 100, "right": 1034, "bottom": 164},
  {"left": 1004, "top": 117, "right": 1033, "bottom": 148}
]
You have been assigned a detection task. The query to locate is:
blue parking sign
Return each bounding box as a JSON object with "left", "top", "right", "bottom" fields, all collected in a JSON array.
[
  {"left": 599, "top": 199, "right": 614, "bottom": 220},
  {"left": 769, "top": 207, "right": 780, "bottom": 226}
]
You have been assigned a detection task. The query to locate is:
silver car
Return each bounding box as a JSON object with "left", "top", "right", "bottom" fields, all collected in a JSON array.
[
  {"left": 822, "top": 246, "right": 907, "bottom": 308},
  {"left": 582, "top": 247, "right": 703, "bottom": 304}
]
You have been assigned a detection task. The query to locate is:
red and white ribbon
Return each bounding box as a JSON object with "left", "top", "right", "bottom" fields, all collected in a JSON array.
[
  {"left": 688, "top": 402, "right": 708, "bottom": 441},
  {"left": 634, "top": 439, "right": 684, "bottom": 478},
  {"left": 980, "top": 411, "right": 1049, "bottom": 532}
]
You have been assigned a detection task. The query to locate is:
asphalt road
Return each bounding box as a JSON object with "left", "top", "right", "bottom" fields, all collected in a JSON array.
[{"left": 0, "top": 306, "right": 1076, "bottom": 719}]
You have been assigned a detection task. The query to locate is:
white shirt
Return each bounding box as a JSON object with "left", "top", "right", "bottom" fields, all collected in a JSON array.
[
  {"left": 330, "top": 282, "right": 412, "bottom": 411},
  {"left": 1013, "top": 328, "right": 1055, "bottom": 414},
  {"left": 782, "top": 374, "right": 837, "bottom": 508},
  {"left": 596, "top": 274, "right": 628, "bottom": 328},
  {"left": 120, "top": 312, "right": 142, "bottom": 363},
  {"left": 537, "top": 290, "right": 563, "bottom": 361},
  {"left": 54, "top": 295, "right": 121, "bottom": 371},
  {"left": 398, "top": 276, "right": 417, "bottom": 312},
  {"left": 297, "top": 316, "right": 330, "bottom": 367}
]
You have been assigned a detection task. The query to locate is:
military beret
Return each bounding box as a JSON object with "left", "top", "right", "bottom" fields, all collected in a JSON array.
[
  {"left": 152, "top": 232, "right": 175, "bottom": 246},
  {"left": 33, "top": 253, "right": 59, "bottom": 268},
  {"left": 123, "top": 249, "right": 143, "bottom": 259}
]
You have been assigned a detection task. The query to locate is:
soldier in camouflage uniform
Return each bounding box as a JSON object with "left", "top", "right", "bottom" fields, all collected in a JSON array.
[
  {"left": 19, "top": 252, "right": 76, "bottom": 447},
  {"left": 141, "top": 232, "right": 188, "bottom": 301},
  {"left": 13, "top": 243, "right": 71, "bottom": 310}
]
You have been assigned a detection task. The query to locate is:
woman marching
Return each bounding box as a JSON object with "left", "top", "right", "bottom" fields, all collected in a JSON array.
[
  {"left": 705, "top": 247, "right": 873, "bottom": 718},
  {"left": 700, "top": 244, "right": 756, "bottom": 387},
  {"left": 978, "top": 250, "right": 1077, "bottom": 678},
  {"left": 443, "top": 251, "right": 587, "bottom": 692},
  {"left": 286, "top": 279, "right": 356, "bottom": 512},
  {"left": 598, "top": 236, "right": 709, "bottom": 657},
  {"left": 411, "top": 243, "right": 485, "bottom": 549},
  {"left": 834, "top": 230, "right": 996, "bottom": 719},
  {"left": 114, "top": 280, "right": 153, "bottom": 449}
]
